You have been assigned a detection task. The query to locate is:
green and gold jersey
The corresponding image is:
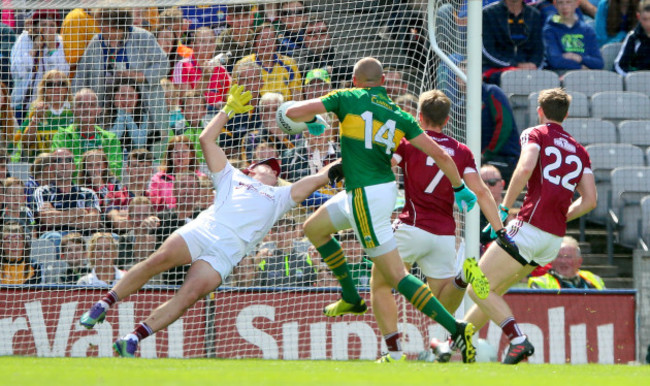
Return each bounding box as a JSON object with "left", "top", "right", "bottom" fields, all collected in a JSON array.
[{"left": 321, "top": 87, "right": 423, "bottom": 190}]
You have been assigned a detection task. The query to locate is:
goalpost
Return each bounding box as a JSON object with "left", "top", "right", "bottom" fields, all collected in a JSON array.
[{"left": 0, "top": 0, "right": 635, "bottom": 363}]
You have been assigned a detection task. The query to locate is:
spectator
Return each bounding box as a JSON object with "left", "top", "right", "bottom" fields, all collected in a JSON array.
[
  {"left": 60, "top": 8, "right": 99, "bottom": 78},
  {"left": 131, "top": 7, "right": 159, "bottom": 32},
  {"left": 72, "top": 9, "right": 169, "bottom": 147},
  {"left": 106, "top": 78, "right": 149, "bottom": 154},
  {"left": 337, "top": 229, "right": 372, "bottom": 288},
  {"left": 24, "top": 151, "right": 57, "bottom": 208},
  {"left": 172, "top": 27, "right": 232, "bottom": 110},
  {"left": 34, "top": 148, "right": 101, "bottom": 242},
  {"left": 58, "top": 232, "right": 89, "bottom": 284},
  {"left": 595, "top": 0, "right": 640, "bottom": 46},
  {"left": 105, "top": 149, "right": 155, "bottom": 231},
  {"left": 277, "top": 1, "right": 307, "bottom": 57},
  {"left": 0, "top": 81, "right": 18, "bottom": 150},
  {"left": 283, "top": 115, "right": 339, "bottom": 183},
  {"left": 51, "top": 88, "right": 123, "bottom": 177},
  {"left": 0, "top": 147, "right": 7, "bottom": 180},
  {"left": 394, "top": 93, "right": 419, "bottom": 117},
  {"left": 177, "top": 91, "right": 208, "bottom": 162},
  {"left": 10, "top": 10, "right": 69, "bottom": 122},
  {"left": 14, "top": 69, "right": 73, "bottom": 162},
  {"left": 302, "top": 68, "right": 333, "bottom": 100},
  {"left": 534, "top": 0, "right": 598, "bottom": 21},
  {"left": 77, "top": 232, "right": 124, "bottom": 286},
  {"left": 255, "top": 217, "right": 316, "bottom": 287},
  {"left": 528, "top": 236, "right": 605, "bottom": 289},
  {"left": 234, "top": 23, "right": 302, "bottom": 101},
  {"left": 77, "top": 149, "right": 121, "bottom": 211},
  {"left": 479, "top": 164, "right": 506, "bottom": 246},
  {"left": 158, "top": 7, "right": 192, "bottom": 63},
  {"left": 160, "top": 78, "right": 185, "bottom": 137},
  {"left": 243, "top": 92, "right": 298, "bottom": 163},
  {"left": 155, "top": 27, "right": 178, "bottom": 76},
  {"left": 294, "top": 17, "right": 352, "bottom": 88},
  {"left": 0, "top": 21, "right": 16, "bottom": 89},
  {"left": 0, "top": 177, "right": 35, "bottom": 236},
  {"left": 614, "top": 0, "right": 650, "bottom": 75},
  {"left": 543, "top": 0, "right": 604, "bottom": 73},
  {"left": 0, "top": 222, "right": 40, "bottom": 284},
  {"left": 148, "top": 135, "right": 200, "bottom": 211},
  {"left": 117, "top": 196, "right": 159, "bottom": 271},
  {"left": 482, "top": 0, "right": 544, "bottom": 84},
  {"left": 215, "top": 4, "right": 256, "bottom": 72},
  {"left": 384, "top": 68, "right": 408, "bottom": 99}
]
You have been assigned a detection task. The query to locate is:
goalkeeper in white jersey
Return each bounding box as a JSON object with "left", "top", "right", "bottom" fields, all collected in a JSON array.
[{"left": 78, "top": 85, "right": 343, "bottom": 357}]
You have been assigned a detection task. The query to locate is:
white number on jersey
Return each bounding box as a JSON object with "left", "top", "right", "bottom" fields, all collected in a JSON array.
[
  {"left": 424, "top": 156, "right": 445, "bottom": 194},
  {"left": 361, "top": 110, "right": 397, "bottom": 154},
  {"left": 542, "top": 146, "right": 583, "bottom": 191}
]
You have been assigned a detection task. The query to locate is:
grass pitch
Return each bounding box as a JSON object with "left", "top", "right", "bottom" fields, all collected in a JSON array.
[{"left": 2, "top": 357, "right": 649, "bottom": 386}]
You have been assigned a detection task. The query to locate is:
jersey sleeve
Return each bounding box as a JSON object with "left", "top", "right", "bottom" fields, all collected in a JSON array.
[
  {"left": 520, "top": 127, "right": 542, "bottom": 149},
  {"left": 581, "top": 146, "right": 593, "bottom": 174},
  {"left": 402, "top": 114, "right": 424, "bottom": 140},
  {"left": 209, "top": 163, "right": 235, "bottom": 207},
  {"left": 460, "top": 145, "right": 478, "bottom": 176},
  {"left": 320, "top": 89, "right": 343, "bottom": 114},
  {"left": 393, "top": 137, "right": 408, "bottom": 168}
]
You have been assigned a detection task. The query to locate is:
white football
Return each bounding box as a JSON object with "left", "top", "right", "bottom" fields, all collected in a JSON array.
[{"left": 276, "top": 101, "right": 307, "bottom": 135}]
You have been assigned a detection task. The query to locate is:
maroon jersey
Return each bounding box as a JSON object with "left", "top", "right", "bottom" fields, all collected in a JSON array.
[
  {"left": 518, "top": 123, "right": 592, "bottom": 236},
  {"left": 395, "top": 130, "right": 477, "bottom": 236}
]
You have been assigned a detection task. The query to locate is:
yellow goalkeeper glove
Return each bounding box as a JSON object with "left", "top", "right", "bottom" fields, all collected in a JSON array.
[{"left": 221, "top": 84, "right": 254, "bottom": 118}]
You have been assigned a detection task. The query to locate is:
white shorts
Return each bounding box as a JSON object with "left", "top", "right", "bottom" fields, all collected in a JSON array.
[
  {"left": 326, "top": 182, "right": 397, "bottom": 258},
  {"left": 175, "top": 216, "right": 247, "bottom": 280},
  {"left": 505, "top": 219, "right": 562, "bottom": 266},
  {"left": 395, "top": 222, "right": 457, "bottom": 279}
]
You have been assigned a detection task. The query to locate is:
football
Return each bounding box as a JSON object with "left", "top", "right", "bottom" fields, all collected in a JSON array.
[{"left": 276, "top": 101, "right": 307, "bottom": 135}]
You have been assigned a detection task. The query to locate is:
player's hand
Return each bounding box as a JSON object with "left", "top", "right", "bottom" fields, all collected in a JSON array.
[
  {"left": 327, "top": 159, "right": 344, "bottom": 185},
  {"left": 453, "top": 183, "right": 477, "bottom": 212},
  {"left": 306, "top": 115, "right": 328, "bottom": 136},
  {"left": 222, "top": 84, "right": 254, "bottom": 118},
  {"left": 495, "top": 228, "right": 520, "bottom": 259},
  {"left": 484, "top": 204, "right": 510, "bottom": 239}
]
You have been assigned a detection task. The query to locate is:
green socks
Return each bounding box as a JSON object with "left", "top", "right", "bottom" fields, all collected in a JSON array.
[
  {"left": 397, "top": 274, "right": 457, "bottom": 334},
  {"left": 318, "top": 238, "right": 361, "bottom": 304}
]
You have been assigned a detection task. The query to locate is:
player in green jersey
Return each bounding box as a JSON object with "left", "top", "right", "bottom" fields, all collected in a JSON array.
[{"left": 283, "top": 57, "right": 479, "bottom": 362}]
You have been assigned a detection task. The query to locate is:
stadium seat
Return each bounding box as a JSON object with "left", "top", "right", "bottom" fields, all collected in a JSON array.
[
  {"left": 562, "top": 70, "right": 623, "bottom": 97},
  {"left": 591, "top": 91, "right": 650, "bottom": 124},
  {"left": 618, "top": 120, "right": 650, "bottom": 148},
  {"left": 585, "top": 143, "right": 645, "bottom": 222},
  {"left": 501, "top": 70, "right": 560, "bottom": 130},
  {"left": 563, "top": 118, "right": 616, "bottom": 146},
  {"left": 528, "top": 91, "right": 589, "bottom": 126},
  {"left": 641, "top": 195, "right": 650, "bottom": 248},
  {"left": 600, "top": 42, "right": 623, "bottom": 72},
  {"left": 624, "top": 71, "right": 650, "bottom": 97},
  {"left": 8, "top": 162, "right": 30, "bottom": 181},
  {"left": 609, "top": 167, "right": 650, "bottom": 247}
]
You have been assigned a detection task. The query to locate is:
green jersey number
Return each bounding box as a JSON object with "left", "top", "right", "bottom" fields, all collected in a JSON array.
[{"left": 361, "top": 111, "right": 396, "bottom": 154}]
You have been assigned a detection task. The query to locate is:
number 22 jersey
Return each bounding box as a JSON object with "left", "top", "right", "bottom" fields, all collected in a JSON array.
[{"left": 518, "top": 123, "right": 592, "bottom": 237}]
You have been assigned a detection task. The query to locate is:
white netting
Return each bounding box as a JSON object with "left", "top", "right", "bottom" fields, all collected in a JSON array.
[{"left": 0, "top": 0, "right": 468, "bottom": 359}]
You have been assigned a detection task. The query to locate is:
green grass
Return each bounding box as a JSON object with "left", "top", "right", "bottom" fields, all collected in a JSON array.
[{"left": 2, "top": 357, "right": 650, "bottom": 386}]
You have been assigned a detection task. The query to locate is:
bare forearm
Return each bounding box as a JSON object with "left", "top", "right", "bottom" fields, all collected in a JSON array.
[
  {"left": 502, "top": 168, "right": 531, "bottom": 209},
  {"left": 566, "top": 197, "right": 594, "bottom": 222},
  {"left": 477, "top": 188, "right": 503, "bottom": 230}
]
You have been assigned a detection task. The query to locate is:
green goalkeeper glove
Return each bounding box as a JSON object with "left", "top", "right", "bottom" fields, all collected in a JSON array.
[
  {"left": 306, "top": 115, "right": 328, "bottom": 136},
  {"left": 221, "top": 84, "right": 254, "bottom": 118}
]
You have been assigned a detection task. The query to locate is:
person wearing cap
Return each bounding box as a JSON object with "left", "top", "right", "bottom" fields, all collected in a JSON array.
[
  {"left": 302, "top": 68, "right": 332, "bottom": 100},
  {"left": 10, "top": 9, "right": 69, "bottom": 123},
  {"left": 79, "top": 84, "right": 344, "bottom": 357}
]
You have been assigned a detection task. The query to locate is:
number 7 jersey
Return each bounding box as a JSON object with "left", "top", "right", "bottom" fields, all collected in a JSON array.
[
  {"left": 320, "top": 87, "right": 423, "bottom": 191},
  {"left": 518, "top": 123, "right": 593, "bottom": 236}
]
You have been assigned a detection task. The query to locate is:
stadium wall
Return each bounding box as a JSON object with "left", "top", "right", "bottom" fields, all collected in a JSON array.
[
  {"left": 0, "top": 287, "right": 635, "bottom": 363},
  {"left": 634, "top": 249, "right": 650, "bottom": 362}
]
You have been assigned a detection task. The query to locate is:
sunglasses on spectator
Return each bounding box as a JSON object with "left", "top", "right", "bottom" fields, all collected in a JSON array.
[
  {"left": 483, "top": 178, "right": 502, "bottom": 187},
  {"left": 131, "top": 152, "right": 154, "bottom": 162},
  {"left": 282, "top": 9, "right": 304, "bottom": 16},
  {"left": 45, "top": 80, "right": 68, "bottom": 88}
]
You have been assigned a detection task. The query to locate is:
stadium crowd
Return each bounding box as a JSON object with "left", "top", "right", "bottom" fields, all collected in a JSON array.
[{"left": 0, "top": 0, "right": 648, "bottom": 288}]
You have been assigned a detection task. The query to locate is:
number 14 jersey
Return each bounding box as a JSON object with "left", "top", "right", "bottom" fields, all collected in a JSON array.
[{"left": 519, "top": 123, "right": 592, "bottom": 237}]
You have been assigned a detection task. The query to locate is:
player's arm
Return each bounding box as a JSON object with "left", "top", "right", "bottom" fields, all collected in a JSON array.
[
  {"left": 408, "top": 133, "right": 462, "bottom": 187},
  {"left": 290, "top": 160, "right": 343, "bottom": 203},
  {"left": 464, "top": 171, "right": 504, "bottom": 231},
  {"left": 502, "top": 143, "right": 540, "bottom": 209},
  {"left": 199, "top": 84, "right": 253, "bottom": 174},
  {"left": 566, "top": 172, "right": 597, "bottom": 222},
  {"left": 285, "top": 99, "right": 327, "bottom": 122}
]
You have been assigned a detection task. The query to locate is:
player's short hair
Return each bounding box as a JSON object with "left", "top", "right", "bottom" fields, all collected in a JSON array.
[
  {"left": 419, "top": 89, "right": 450, "bottom": 127},
  {"left": 537, "top": 88, "right": 571, "bottom": 123},
  {"left": 561, "top": 236, "right": 581, "bottom": 256},
  {"left": 353, "top": 57, "right": 383, "bottom": 84}
]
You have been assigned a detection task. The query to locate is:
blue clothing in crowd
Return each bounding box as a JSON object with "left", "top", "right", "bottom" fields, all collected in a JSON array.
[{"left": 543, "top": 15, "right": 604, "bottom": 71}]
